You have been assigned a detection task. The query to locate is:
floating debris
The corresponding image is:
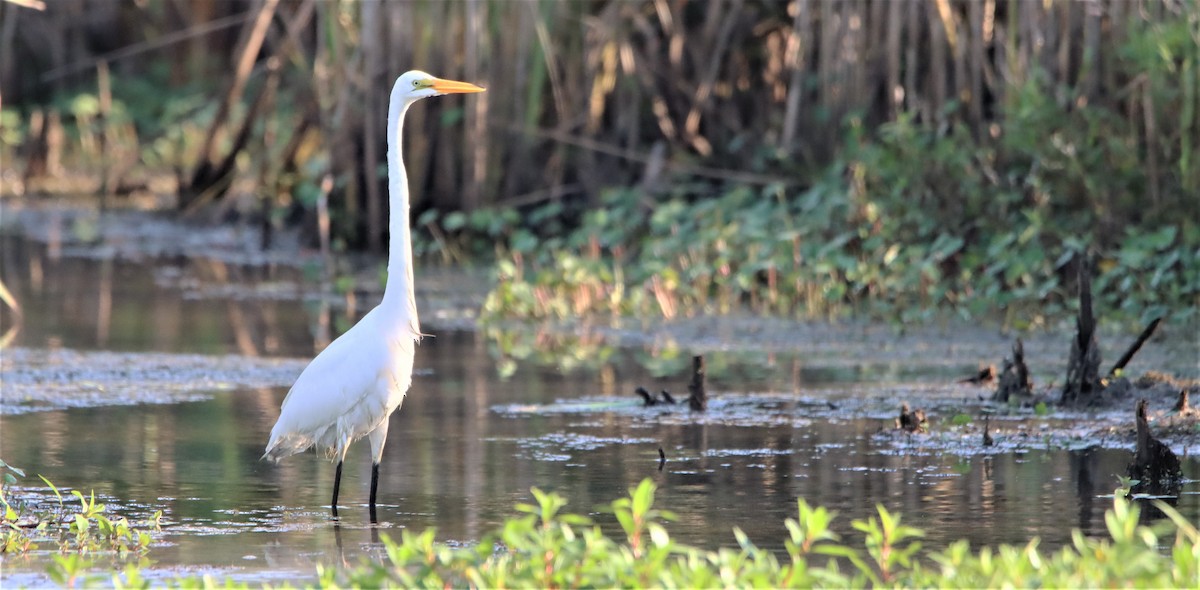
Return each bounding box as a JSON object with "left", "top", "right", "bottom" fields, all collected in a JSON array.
[
  {"left": 960, "top": 365, "right": 996, "bottom": 385},
  {"left": 634, "top": 386, "right": 675, "bottom": 407},
  {"left": 0, "top": 346, "right": 312, "bottom": 414},
  {"left": 635, "top": 386, "right": 658, "bottom": 406}
]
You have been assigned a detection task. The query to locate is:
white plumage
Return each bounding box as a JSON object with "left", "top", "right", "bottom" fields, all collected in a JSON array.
[
  {"left": 263, "top": 70, "right": 484, "bottom": 521},
  {"left": 263, "top": 304, "right": 416, "bottom": 463}
]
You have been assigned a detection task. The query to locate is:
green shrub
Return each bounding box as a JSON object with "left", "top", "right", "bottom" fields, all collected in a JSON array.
[
  {"left": 1, "top": 465, "right": 160, "bottom": 556},
  {"left": 319, "top": 478, "right": 1196, "bottom": 589},
  {"left": 469, "top": 16, "right": 1198, "bottom": 327},
  {"left": 6, "top": 467, "right": 1195, "bottom": 588}
]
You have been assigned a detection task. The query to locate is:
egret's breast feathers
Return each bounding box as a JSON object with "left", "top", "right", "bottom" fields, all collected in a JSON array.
[{"left": 264, "top": 316, "right": 416, "bottom": 461}]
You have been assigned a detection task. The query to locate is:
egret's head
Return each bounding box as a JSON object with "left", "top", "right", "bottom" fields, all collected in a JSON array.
[{"left": 392, "top": 70, "right": 485, "bottom": 104}]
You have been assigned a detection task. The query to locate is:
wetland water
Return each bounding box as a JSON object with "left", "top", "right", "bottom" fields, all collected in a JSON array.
[{"left": 1, "top": 216, "right": 1198, "bottom": 584}]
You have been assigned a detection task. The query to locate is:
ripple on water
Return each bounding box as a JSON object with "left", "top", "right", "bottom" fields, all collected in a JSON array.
[{"left": 515, "top": 432, "right": 659, "bottom": 461}]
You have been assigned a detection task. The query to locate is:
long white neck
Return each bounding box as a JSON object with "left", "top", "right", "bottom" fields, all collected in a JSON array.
[{"left": 383, "top": 96, "right": 421, "bottom": 338}]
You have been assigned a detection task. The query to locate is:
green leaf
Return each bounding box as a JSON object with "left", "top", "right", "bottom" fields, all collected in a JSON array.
[{"left": 442, "top": 211, "right": 467, "bottom": 231}]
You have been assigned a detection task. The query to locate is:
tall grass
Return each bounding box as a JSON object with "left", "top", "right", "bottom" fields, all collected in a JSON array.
[{"left": 4, "top": 0, "right": 1195, "bottom": 253}]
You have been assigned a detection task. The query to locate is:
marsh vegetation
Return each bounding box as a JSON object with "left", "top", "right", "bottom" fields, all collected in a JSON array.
[{"left": 2, "top": 0, "right": 1199, "bottom": 586}]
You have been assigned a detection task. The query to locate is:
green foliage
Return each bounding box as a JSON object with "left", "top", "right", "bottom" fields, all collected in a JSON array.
[
  {"left": 312, "top": 479, "right": 1195, "bottom": 589},
  {"left": 0, "top": 458, "right": 25, "bottom": 487},
  {"left": 0, "top": 109, "right": 24, "bottom": 149},
  {"left": 5, "top": 470, "right": 1196, "bottom": 588},
  {"left": 475, "top": 165, "right": 1196, "bottom": 327},
  {"left": 0, "top": 465, "right": 160, "bottom": 557},
  {"left": 473, "top": 18, "right": 1199, "bottom": 327},
  {"left": 914, "top": 494, "right": 1199, "bottom": 588},
  {"left": 3, "top": 62, "right": 222, "bottom": 181}
]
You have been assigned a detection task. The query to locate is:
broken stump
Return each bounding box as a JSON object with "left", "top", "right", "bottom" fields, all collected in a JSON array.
[
  {"left": 685, "top": 355, "right": 707, "bottom": 412},
  {"left": 1126, "top": 399, "right": 1182, "bottom": 496},
  {"left": 994, "top": 338, "right": 1032, "bottom": 402},
  {"left": 1063, "top": 260, "right": 1102, "bottom": 404}
]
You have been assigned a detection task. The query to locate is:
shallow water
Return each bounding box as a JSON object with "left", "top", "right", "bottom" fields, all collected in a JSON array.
[{"left": 1, "top": 216, "right": 1198, "bottom": 585}]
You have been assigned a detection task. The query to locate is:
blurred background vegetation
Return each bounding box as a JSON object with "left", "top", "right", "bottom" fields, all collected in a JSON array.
[{"left": 2, "top": 0, "right": 1197, "bottom": 326}]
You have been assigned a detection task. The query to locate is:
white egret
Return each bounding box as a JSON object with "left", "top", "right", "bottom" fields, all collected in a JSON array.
[{"left": 264, "top": 71, "right": 484, "bottom": 522}]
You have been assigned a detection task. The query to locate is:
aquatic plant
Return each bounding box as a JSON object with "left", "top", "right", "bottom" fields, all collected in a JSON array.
[
  {"left": 4, "top": 472, "right": 1195, "bottom": 588},
  {"left": 312, "top": 479, "right": 1197, "bottom": 589},
  {"left": 0, "top": 466, "right": 160, "bottom": 556}
]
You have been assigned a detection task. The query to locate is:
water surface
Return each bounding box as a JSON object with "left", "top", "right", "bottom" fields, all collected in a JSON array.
[{"left": 1, "top": 219, "right": 1197, "bottom": 585}]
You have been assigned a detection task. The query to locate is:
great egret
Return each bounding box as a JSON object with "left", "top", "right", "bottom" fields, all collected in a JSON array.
[{"left": 264, "top": 71, "right": 484, "bottom": 522}]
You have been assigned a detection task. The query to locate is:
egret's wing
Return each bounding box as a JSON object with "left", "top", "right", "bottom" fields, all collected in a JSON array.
[{"left": 265, "top": 310, "right": 415, "bottom": 461}]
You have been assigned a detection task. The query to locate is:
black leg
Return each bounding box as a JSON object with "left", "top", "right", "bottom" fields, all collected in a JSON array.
[
  {"left": 331, "top": 460, "right": 343, "bottom": 518},
  {"left": 369, "top": 462, "right": 380, "bottom": 523}
]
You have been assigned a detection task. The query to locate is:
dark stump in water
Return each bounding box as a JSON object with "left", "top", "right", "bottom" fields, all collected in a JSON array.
[
  {"left": 1126, "top": 399, "right": 1182, "bottom": 497},
  {"left": 993, "top": 339, "right": 1032, "bottom": 403},
  {"left": 1171, "top": 389, "right": 1191, "bottom": 414},
  {"left": 1064, "top": 259, "right": 1106, "bottom": 405},
  {"left": 685, "top": 355, "right": 707, "bottom": 412}
]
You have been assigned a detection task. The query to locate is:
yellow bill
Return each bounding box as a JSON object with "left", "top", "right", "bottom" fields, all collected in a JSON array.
[{"left": 431, "top": 78, "right": 486, "bottom": 94}]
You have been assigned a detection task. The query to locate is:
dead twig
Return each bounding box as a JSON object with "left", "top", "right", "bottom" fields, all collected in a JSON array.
[
  {"left": 40, "top": 11, "right": 252, "bottom": 83},
  {"left": 1108, "top": 317, "right": 1162, "bottom": 378},
  {"left": 496, "top": 123, "right": 796, "bottom": 187}
]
